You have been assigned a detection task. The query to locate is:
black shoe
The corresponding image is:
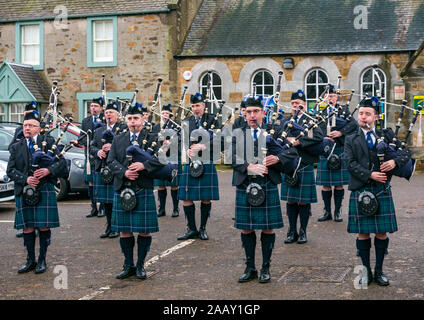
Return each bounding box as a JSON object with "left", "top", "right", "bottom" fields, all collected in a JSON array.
[
  {"left": 116, "top": 265, "right": 136, "bottom": 279},
  {"left": 334, "top": 210, "right": 343, "bottom": 222},
  {"left": 18, "top": 260, "right": 37, "bottom": 274},
  {"left": 318, "top": 210, "right": 332, "bottom": 222},
  {"left": 157, "top": 207, "right": 166, "bottom": 217},
  {"left": 238, "top": 267, "right": 258, "bottom": 283},
  {"left": 199, "top": 227, "right": 209, "bottom": 240},
  {"left": 297, "top": 228, "right": 307, "bottom": 244},
  {"left": 284, "top": 229, "right": 299, "bottom": 244},
  {"left": 259, "top": 266, "right": 271, "bottom": 283},
  {"left": 172, "top": 208, "right": 179, "bottom": 217},
  {"left": 359, "top": 268, "right": 373, "bottom": 286},
  {"left": 108, "top": 231, "right": 119, "bottom": 238},
  {"left": 34, "top": 259, "right": 47, "bottom": 274},
  {"left": 86, "top": 207, "right": 98, "bottom": 218},
  {"left": 136, "top": 264, "right": 147, "bottom": 279},
  {"left": 16, "top": 231, "right": 24, "bottom": 238},
  {"left": 177, "top": 229, "right": 199, "bottom": 240},
  {"left": 100, "top": 228, "right": 111, "bottom": 239},
  {"left": 374, "top": 269, "right": 390, "bottom": 286}
]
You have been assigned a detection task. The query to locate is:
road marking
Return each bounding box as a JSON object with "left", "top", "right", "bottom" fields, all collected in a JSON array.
[
  {"left": 0, "top": 220, "right": 14, "bottom": 223},
  {"left": 78, "top": 239, "right": 195, "bottom": 300}
]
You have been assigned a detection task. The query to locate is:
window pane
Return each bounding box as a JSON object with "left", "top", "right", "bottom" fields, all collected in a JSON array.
[
  {"left": 263, "top": 71, "right": 274, "bottom": 85},
  {"left": 306, "top": 70, "right": 316, "bottom": 84},
  {"left": 317, "top": 71, "right": 328, "bottom": 83},
  {"left": 22, "top": 25, "right": 39, "bottom": 44},
  {"left": 362, "top": 84, "right": 373, "bottom": 96},
  {"left": 214, "top": 87, "right": 222, "bottom": 100},
  {"left": 104, "top": 21, "right": 113, "bottom": 40},
  {"left": 94, "top": 21, "right": 104, "bottom": 40},
  {"left": 363, "top": 69, "right": 372, "bottom": 82},
  {"left": 264, "top": 85, "right": 274, "bottom": 95},
  {"left": 253, "top": 73, "right": 263, "bottom": 85},
  {"left": 105, "top": 41, "right": 113, "bottom": 60},
  {"left": 256, "top": 86, "right": 263, "bottom": 95},
  {"left": 306, "top": 85, "right": 316, "bottom": 99},
  {"left": 213, "top": 73, "right": 221, "bottom": 85}
]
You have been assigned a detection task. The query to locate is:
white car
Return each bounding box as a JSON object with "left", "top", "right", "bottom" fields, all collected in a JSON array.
[{"left": 0, "top": 159, "right": 14, "bottom": 202}]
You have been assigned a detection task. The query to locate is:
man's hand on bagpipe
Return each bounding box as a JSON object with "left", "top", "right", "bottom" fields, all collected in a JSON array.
[
  {"left": 128, "top": 162, "right": 145, "bottom": 172},
  {"left": 26, "top": 176, "right": 40, "bottom": 187},
  {"left": 33, "top": 168, "right": 51, "bottom": 179},
  {"left": 370, "top": 171, "right": 387, "bottom": 184},
  {"left": 97, "top": 150, "right": 107, "bottom": 159},
  {"left": 327, "top": 130, "right": 342, "bottom": 139},
  {"left": 247, "top": 164, "right": 268, "bottom": 177},
  {"left": 262, "top": 155, "right": 279, "bottom": 167},
  {"left": 380, "top": 159, "right": 396, "bottom": 173},
  {"left": 102, "top": 143, "right": 112, "bottom": 152},
  {"left": 125, "top": 169, "right": 139, "bottom": 181}
]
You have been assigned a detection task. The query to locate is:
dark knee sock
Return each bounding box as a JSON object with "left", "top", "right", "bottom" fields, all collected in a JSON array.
[
  {"left": 137, "top": 235, "right": 152, "bottom": 267},
  {"left": 356, "top": 238, "right": 371, "bottom": 272},
  {"left": 183, "top": 204, "right": 197, "bottom": 231},
  {"left": 322, "top": 190, "right": 332, "bottom": 213},
  {"left": 120, "top": 236, "right": 135, "bottom": 266},
  {"left": 299, "top": 204, "right": 311, "bottom": 230},
  {"left": 158, "top": 189, "right": 167, "bottom": 210},
  {"left": 241, "top": 232, "right": 256, "bottom": 269},
  {"left": 104, "top": 203, "right": 113, "bottom": 228},
  {"left": 286, "top": 203, "right": 299, "bottom": 231},
  {"left": 374, "top": 237, "right": 389, "bottom": 271},
  {"left": 334, "top": 189, "right": 344, "bottom": 213},
  {"left": 200, "top": 202, "right": 211, "bottom": 229},
  {"left": 171, "top": 189, "right": 179, "bottom": 211},
  {"left": 38, "top": 229, "right": 51, "bottom": 261},
  {"left": 260, "top": 233, "right": 275, "bottom": 268},
  {"left": 88, "top": 186, "right": 96, "bottom": 206},
  {"left": 23, "top": 231, "right": 36, "bottom": 262}
]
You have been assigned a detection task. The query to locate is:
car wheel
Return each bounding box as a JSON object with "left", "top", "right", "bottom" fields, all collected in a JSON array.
[{"left": 55, "top": 178, "right": 68, "bottom": 200}]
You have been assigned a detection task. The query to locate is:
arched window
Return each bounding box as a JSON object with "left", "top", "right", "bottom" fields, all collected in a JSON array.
[
  {"left": 252, "top": 70, "right": 274, "bottom": 97},
  {"left": 305, "top": 69, "right": 329, "bottom": 109},
  {"left": 200, "top": 72, "right": 222, "bottom": 101},
  {"left": 361, "top": 67, "right": 386, "bottom": 127}
]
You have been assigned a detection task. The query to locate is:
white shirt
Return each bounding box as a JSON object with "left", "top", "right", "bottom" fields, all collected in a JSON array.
[
  {"left": 27, "top": 134, "right": 38, "bottom": 147},
  {"left": 361, "top": 127, "right": 376, "bottom": 145},
  {"left": 250, "top": 127, "right": 261, "bottom": 140}
]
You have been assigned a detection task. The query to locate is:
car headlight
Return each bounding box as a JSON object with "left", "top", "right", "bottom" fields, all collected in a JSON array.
[{"left": 72, "top": 159, "right": 84, "bottom": 169}]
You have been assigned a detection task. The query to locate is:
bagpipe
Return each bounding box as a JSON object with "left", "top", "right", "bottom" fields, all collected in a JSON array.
[
  {"left": 188, "top": 72, "right": 224, "bottom": 178},
  {"left": 99, "top": 120, "right": 115, "bottom": 184},
  {"left": 23, "top": 121, "right": 88, "bottom": 206}
]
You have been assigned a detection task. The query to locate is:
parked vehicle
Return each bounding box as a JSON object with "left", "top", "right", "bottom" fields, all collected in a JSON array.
[{"left": 0, "top": 123, "right": 87, "bottom": 200}]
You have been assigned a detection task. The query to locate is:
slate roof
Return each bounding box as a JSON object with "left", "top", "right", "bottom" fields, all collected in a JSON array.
[
  {"left": 0, "top": 0, "right": 173, "bottom": 22},
  {"left": 9, "top": 63, "right": 51, "bottom": 102},
  {"left": 179, "top": 0, "right": 424, "bottom": 57}
]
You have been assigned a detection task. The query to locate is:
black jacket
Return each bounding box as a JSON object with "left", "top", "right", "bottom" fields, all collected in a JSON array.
[
  {"left": 7, "top": 135, "right": 67, "bottom": 196},
  {"left": 231, "top": 123, "right": 298, "bottom": 187},
  {"left": 107, "top": 130, "right": 164, "bottom": 192},
  {"left": 89, "top": 122, "right": 127, "bottom": 172},
  {"left": 344, "top": 127, "right": 411, "bottom": 191},
  {"left": 232, "top": 116, "right": 247, "bottom": 130},
  {"left": 318, "top": 104, "right": 358, "bottom": 145}
]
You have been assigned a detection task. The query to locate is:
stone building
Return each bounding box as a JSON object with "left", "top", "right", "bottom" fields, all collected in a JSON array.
[
  {"left": 0, "top": 0, "right": 202, "bottom": 122},
  {"left": 176, "top": 0, "right": 424, "bottom": 162}
]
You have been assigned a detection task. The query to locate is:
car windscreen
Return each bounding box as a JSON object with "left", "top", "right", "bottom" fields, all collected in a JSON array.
[
  {"left": 0, "top": 130, "right": 13, "bottom": 151},
  {"left": 49, "top": 128, "right": 81, "bottom": 147}
]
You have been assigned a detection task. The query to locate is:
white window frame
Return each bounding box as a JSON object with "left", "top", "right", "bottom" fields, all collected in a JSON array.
[
  {"left": 199, "top": 72, "right": 223, "bottom": 101},
  {"left": 9, "top": 103, "right": 25, "bottom": 123},
  {"left": 21, "top": 24, "right": 40, "bottom": 66},
  {"left": 251, "top": 69, "right": 274, "bottom": 98},
  {"left": 361, "top": 67, "right": 387, "bottom": 127},
  {"left": 305, "top": 68, "right": 329, "bottom": 109},
  {"left": 93, "top": 19, "right": 114, "bottom": 63}
]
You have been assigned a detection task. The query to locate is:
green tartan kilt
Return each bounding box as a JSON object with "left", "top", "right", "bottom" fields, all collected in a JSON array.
[
  {"left": 234, "top": 181, "right": 283, "bottom": 230},
  {"left": 94, "top": 172, "right": 114, "bottom": 204},
  {"left": 281, "top": 165, "right": 317, "bottom": 203},
  {"left": 178, "top": 163, "right": 219, "bottom": 201},
  {"left": 14, "top": 183, "right": 60, "bottom": 230},
  {"left": 347, "top": 184, "right": 398, "bottom": 234},
  {"left": 111, "top": 188, "right": 159, "bottom": 233},
  {"left": 83, "top": 161, "right": 95, "bottom": 183},
  {"left": 154, "top": 163, "right": 182, "bottom": 187},
  {"left": 316, "top": 145, "right": 350, "bottom": 186}
]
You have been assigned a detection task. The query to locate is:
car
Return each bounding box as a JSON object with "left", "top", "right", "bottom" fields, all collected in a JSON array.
[
  {"left": 0, "top": 131, "right": 15, "bottom": 201},
  {"left": 0, "top": 124, "right": 87, "bottom": 200}
]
